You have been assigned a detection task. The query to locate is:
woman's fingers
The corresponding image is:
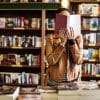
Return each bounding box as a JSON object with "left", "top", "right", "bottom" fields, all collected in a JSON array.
[{"left": 66, "top": 27, "right": 75, "bottom": 39}]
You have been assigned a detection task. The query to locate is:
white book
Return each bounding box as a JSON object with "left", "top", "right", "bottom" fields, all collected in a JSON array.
[
  {"left": 35, "top": 36, "right": 41, "bottom": 47},
  {"left": 67, "top": 15, "right": 81, "bottom": 36},
  {"left": 0, "top": 87, "right": 20, "bottom": 100},
  {"left": 0, "top": 18, "right": 6, "bottom": 28}
]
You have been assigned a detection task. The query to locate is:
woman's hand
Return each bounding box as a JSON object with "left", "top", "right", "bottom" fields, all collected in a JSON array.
[
  {"left": 65, "top": 27, "right": 76, "bottom": 40},
  {"left": 59, "top": 27, "right": 76, "bottom": 46}
]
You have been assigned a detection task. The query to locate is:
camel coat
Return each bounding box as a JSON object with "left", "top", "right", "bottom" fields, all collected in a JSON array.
[{"left": 45, "top": 34, "right": 83, "bottom": 82}]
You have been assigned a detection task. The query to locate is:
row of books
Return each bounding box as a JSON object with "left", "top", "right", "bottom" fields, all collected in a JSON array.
[
  {"left": 0, "top": 0, "right": 60, "bottom": 2},
  {"left": 78, "top": 4, "right": 100, "bottom": 15},
  {"left": 83, "top": 48, "right": 100, "bottom": 61},
  {"left": 45, "top": 18, "right": 55, "bottom": 30},
  {"left": 0, "top": 72, "right": 40, "bottom": 85},
  {"left": 71, "top": 0, "right": 100, "bottom": 2},
  {"left": 83, "top": 33, "right": 100, "bottom": 46},
  {"left": 0, "top": 18, "right": 41, "bottom": 29},
  {"left": 82, "top": 18, "right": 100, "bottom": 30},
  {"left": 0, "top": 0, "right": 42, "bottom": 3},
  {"left": 46, "top": 17, "right": 100, "bottom": 31},
  {"left": 45, "top": 0, "right": 59, "bottom": 3},
  {"left": 0, "top": 35, "right": 41, "bottom": 48},
  {"left": 82, "top": 64, "right": 100, "bottom": 76},
  {"left": 0, "top": 54, "right": 40, "bottom": 66},
  {"left": 2, "top": 16, "right": 99, "bottom": 31}
]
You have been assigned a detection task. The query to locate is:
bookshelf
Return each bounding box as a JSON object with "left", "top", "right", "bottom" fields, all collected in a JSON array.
[
  {"left": 70, "top": 0, "right": 100, "bottom": 81},
  {"left": 0, "top": 1, "right": 61, "bottom": 86}
]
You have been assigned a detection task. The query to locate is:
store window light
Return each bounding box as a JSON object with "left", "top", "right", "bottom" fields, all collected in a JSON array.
[{"left": 61, "top": 0, "right": 70, "bottom": 8}]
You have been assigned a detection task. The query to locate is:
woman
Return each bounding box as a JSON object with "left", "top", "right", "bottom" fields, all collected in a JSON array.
[{"left": 45, "top": 8, "right": 83, "bottom": 86}]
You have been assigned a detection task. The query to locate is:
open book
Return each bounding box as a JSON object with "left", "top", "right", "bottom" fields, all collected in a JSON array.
[
  {"left": 0, "top": 86, "right": 20, "bottom": 100},
  {"left": 54, "top": 14, "right": 81, "bottom": 36}
]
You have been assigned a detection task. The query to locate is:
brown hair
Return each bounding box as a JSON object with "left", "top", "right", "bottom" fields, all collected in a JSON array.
[{"left": 57, "top": 8, "right": 72, "bottom": 14}]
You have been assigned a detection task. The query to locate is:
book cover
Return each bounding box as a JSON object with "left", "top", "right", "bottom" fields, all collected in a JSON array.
[
  {"left": 46, "top": 18, "right": 55, "bottom": 30},
  {"left": 78, "top": 3, "right": 99, "bottom": 15},
  {"left": 82, "top": 18, "right": 90, "bottom": 30},
  {"left": 85, "top": 33, "right": 96, "bottom": 46},
  {"left": 96, "top": 33, "right": 100, "bottom": 45},
  {"left": 54, "top": 14, "right": 81, "bottom": 36},
  {"left": 90, "top": 18, "right": 98, "bottom": 30},
  {"left": 19, "top": 87, "right": 41, "bottom": 100},
  {"left": 0, "top": 86, "right": 20, "bottom": 100},
  {"left": 0, "top": 18, "right": 6, "bottom": 28},
  {"left": 88, "top": 48, "right": 99, "bottom": 61},
  {"left": 83, "top": 49, "right": 88, "bottom": 60},
  {"left": 96, "top": 64, "right": 100, "bottom": 77}
]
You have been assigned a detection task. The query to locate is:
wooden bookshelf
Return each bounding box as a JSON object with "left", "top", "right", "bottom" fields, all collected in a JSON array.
[
  {"left": 0, "top": 1, "right": 61, "bottom": 87},
  {"left": 70, "top": 0, "right": 100, "bottom": 81},
  {"left": 70, "top": 0, "right": 100, "bottom": 3}
]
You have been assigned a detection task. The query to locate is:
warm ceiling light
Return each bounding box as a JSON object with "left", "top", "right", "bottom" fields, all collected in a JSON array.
[{"left": 61, "top": 0, "right": 70, "bottom": 8}]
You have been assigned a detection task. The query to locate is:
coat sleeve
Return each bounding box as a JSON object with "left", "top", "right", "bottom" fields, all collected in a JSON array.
[
  {"left": 45, "top": 34, "right": 65, "bottom": 65},
  {"left": 69, "top": 35, "right": 83, "bottom": 64}
]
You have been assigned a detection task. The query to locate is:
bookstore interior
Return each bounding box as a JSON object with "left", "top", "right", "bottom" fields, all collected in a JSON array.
[{"left": 0, "top": 0, "right": 100, "bottom": 99}]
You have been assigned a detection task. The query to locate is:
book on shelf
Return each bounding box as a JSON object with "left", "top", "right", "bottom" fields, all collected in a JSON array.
[
  {"left": 83, "top": 49, "right": 89, "bottom": 60},
  {"left": 0, "top": 53, "right": 41, "bottom": 66},
  {"left": 96, "top": 33, "right": 100, "bottom": 45},
  {"left": 34, "top": 36, "right": 41, "bottom": 48},
  {"left": 20, "top": 87, "right": 40, "bottom": 94},
  {"left": 96, "top": 64, "right": 100, "bottom": 77},
  {"left": 82, "top": 63, "right": 96, "bottom": 76},
  {"left": 19, "top": 87, "right": 41, "bottom": 100},
  {"left": 98, "top": 18, "right": 100, "bottom": 30},
  {"left": 82, "top": 18, "right": 98, "bottom": 30},
  {"left": 54, "top": 14, "right": 81, "bottom": 36},
  {"left": 38, "top": 86, "right": 57, "bottom": 93},
  {"left": 90, "top": 18, "right": 98, "bottom": 30},
  {"left": 0, "top": 86, "right": 20, "bottom": 100},
  {"left": 31, "top": 18, "right": 41, "bottom": 29},
  {"left": 45, "top": 0, "right": 59, "bottom": 3},
  {"left": 83, "top": 48, "right": 100, "bottom": 61},
  {"left": 83, "top": 33, "right": 100, "bottom": 46},
  {"left": 78, "top": 3, "right": 99, "bottom": 15},
  {"left": 83, "top": 33, "right": 96, "bottom": 46},
  {"left": 0, "top": 72, "right": 40, "bottom": 85},
  {"left": 82, "top": 18, "right": 90, "bottom": 30},
  {"left": 0, "top": 18, "right": 6, "bottom": 28},
  {"left": 0, "top": 0, "right": 42, "bottom": 2},
  {"left": 99, "top": 48, "right": 100, "bottom": 60},
  {"left": 46, "top": 18, "right": 55, "bottom": 30},
  {"left": 88, "top": 48, "right": 99, "bottom": 61},
  {"left": 0, "top": 17, "right": 41, "bottom": 29}
]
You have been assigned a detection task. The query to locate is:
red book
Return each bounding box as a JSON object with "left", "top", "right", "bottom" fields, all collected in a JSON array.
[{"left": 54, "top": 14, "right": 67, "bottom": 34}]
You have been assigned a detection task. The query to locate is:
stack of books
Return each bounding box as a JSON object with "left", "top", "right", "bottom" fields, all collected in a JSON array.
[
  {"left": 19, "top": 87, "right": 41, "bottom": 100},
  {"left": 0, "top": 86, "right": 20, "bottom": 100}
]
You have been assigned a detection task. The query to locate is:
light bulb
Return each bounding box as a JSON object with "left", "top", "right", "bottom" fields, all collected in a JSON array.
[{"left": 61, "top": 0, "right": 70, "bottom": 8}]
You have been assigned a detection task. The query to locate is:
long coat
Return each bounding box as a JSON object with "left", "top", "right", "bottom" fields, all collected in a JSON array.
[{"left": 45, "top": 34, "right": 83, "bottom": 82}]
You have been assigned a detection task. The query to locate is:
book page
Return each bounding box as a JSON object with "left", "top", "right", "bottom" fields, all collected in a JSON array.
[{"left": 67, "top": 14, "right": 81, "bottom": 36}]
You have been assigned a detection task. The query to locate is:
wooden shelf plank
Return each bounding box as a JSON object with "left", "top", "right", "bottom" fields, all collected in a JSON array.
[
  {"left": 0, "top": 3, "right": 61, "bottom": 10},
  {"left": 71, "top": 0, "right": 100, "bottom": 3}
]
